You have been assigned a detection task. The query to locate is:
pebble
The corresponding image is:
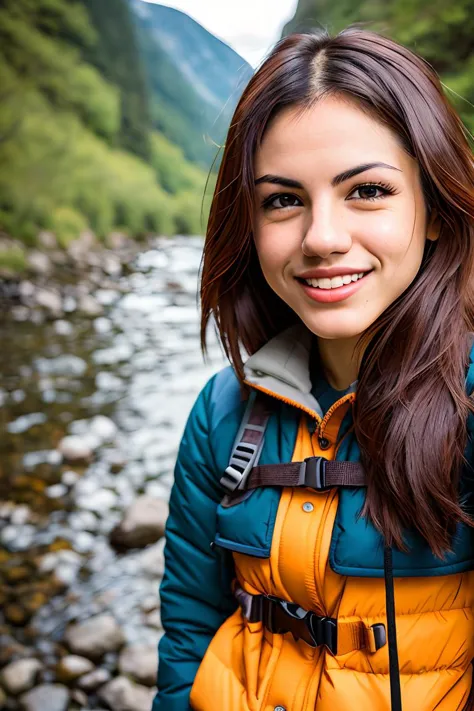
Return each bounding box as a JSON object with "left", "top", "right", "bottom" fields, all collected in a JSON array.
[
  {"left": 97, "top": 676, "right": 156, "bottom": 711},
  {"left": 76, "top": 488, "right": 117, "bottom": 513},
  {"left": 19, "top": 683, "right": 69, "bottom": 711},
  {"left": 110, "top": 496, "right": 168, "bottom": 549},
  {"left": 137, "top": 538, "right": 165, "bottom": 578},
  {"left": 53, "top": 319, "right": 73, "bottom": 336},
  {"left": 118, "top": 644, "right": 157, "bottom": 686},
  {"left": 71, "top": 688, "right": 88, "bottom": 706},
  {"left": 76, "top": 667, "right": 111, "bottom": 691},
  {"left": 55, "top": 655, "right": 94, "bottom": 683},
  {"left": 60, "top": 470, "right": 80, "bottom": 487},
  {"left": 0, "top": 658, "right": 42, "bottom": 695},
  {"left": 64, "top": 614, "right": 125, "bottom": 660},
  {"left": 45, "top": 484, "right": 68, "bottom": 499},
  {"left": 57, "top": 435, "right": 94, "bottom": 462}
]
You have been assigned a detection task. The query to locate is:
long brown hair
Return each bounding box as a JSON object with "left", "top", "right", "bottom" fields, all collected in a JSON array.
[{"left": 200, "top": 25, "right": 474, "bottom": 556}]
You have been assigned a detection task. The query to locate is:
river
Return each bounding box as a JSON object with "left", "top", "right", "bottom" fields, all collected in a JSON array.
[{"left": 0, "top": 235, "right": 227, "bottom": 710}]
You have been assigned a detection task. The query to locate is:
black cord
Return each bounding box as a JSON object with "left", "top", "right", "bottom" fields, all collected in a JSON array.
[{"left": 384, "top": 545, "right": 402, "bottom": 711}]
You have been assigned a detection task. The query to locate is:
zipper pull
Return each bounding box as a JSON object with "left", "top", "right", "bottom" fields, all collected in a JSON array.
[{"left": 307, "top": 418, "right": 319, "bottom": 436}]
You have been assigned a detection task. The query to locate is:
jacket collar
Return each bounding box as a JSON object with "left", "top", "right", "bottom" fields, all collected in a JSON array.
[{"left": 243, "top": 323, "right": 357, "bottom": 419}]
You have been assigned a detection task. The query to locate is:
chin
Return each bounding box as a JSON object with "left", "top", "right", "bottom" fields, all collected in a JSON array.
[{"left": 299, "top": 312, "right": 369, "bottom": 342}]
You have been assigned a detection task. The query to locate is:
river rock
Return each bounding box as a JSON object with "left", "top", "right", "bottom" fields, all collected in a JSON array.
[
  {"left": 55, "top": 655, "right": 94, "bottom": 683},
  {"left": 26, "top": 250, "right": 51, "bottom": 275},
  {"left": 37, "top": 230, "right": 57, "bottom": 249},
  {"left": 137, "top": 538, "right": 165, "bottom": 578},
  {"left": 0, "top": 658, "right": 42, "bottom": 695},
  {"left": 64, "top": 614, "right": 125, "bottom": 660},
  {"left": 97, "top": 676, "right": 155, "bottom": 711},
  {"left": 76, "top": 667, "right": 111, "bottom": 691},
  {"left": 34, "top": 287, "right": 63, "bottom": 315},
  {"left": 118, "top": 644, "right": 157, "bottom": 686},
  {"left": 71, "top": 688, "right": 88, "bottom": 707},
  {"left": 57, "top": 435, "right": 93, "bottom": 462},
  {"left": 77, "top": 293, "right": 103, "bottom": 316},
  {"left": 110, "top": 496, "right": 168, "bottom": 549},
  {"left": 19, "top": 684, "right": 69, "bottom": 711}
]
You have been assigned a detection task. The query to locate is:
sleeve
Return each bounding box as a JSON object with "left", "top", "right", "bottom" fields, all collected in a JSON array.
[{"left": 152, "top": 374, "right": 238, "bottom": 711}]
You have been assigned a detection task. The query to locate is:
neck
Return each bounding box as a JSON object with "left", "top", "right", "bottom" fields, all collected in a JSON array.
[{"left": 316, "top": 334, "right": 364, "bottom": 390}]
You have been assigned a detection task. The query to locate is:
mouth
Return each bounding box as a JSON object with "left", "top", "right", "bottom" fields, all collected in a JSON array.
[
  {"left": 295, "top": 269, "right": 374, "bottom": 304},
  {"left": 295, "top": 270, "right": 374, "bottom": 290}
]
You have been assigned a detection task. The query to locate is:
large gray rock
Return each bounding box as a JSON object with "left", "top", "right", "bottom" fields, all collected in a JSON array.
[
  {"left": 118, "top": 644, "right": 157, "bottom": 686},
  {"left": 64, "top": 614, "right": 125, "bottom": 660},
  {"left": 19, "top": 684, "right": 69, "bottom": 711},
  {"left": 97, "top": 676, "right": 155, "bottom": 711},
  {"left": 110, "top": 496, "right": 168, "bottom": 549},
  {"left": 0, "top": 658, "right": 42, "bottom": 695},
  {"left": 55, "top": 655, "right": 94, "bottom": 683}
]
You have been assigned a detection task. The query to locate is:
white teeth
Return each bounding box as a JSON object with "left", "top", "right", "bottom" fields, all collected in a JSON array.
[{"left": 303, "top": 271, "right": 369, "bottom": 289}]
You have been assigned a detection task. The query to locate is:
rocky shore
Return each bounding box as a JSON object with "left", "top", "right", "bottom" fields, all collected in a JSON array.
[{"left": 0, "top": 234, "right": 225, "bottom": 710}]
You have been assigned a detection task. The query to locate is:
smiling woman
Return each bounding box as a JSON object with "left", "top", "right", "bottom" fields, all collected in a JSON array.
[
  {"left": 153, "top": 25, "right": 474, "bottom": 711},
  {"left": 252, "top": 99, "right": 440, "bottom": 352}
]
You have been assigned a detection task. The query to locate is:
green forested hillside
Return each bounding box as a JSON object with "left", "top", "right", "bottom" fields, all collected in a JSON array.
[
  {"left": 0, "top": 0, "right": 221, "bottom": 247},
  {"left": 282, "top": 0, "right": 474, "bottom": 135}
]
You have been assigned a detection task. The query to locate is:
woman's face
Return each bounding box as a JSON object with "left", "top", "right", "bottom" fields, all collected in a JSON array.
[{"left": 253, "top": 95, "right": 439, "bottom": 342}]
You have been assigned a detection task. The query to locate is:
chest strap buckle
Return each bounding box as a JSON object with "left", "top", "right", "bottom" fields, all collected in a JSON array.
[{"left": 298, "top": 456, "right": 329, "bottom": 491}]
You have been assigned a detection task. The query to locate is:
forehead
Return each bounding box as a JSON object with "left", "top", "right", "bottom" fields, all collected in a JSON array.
[{"left": 254, "top": 95, "right": 409, "bottom": 176}]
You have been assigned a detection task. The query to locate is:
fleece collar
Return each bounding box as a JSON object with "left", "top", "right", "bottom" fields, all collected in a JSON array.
[{"left": 243, "top": 323, "right": 357, "bottom": 419}]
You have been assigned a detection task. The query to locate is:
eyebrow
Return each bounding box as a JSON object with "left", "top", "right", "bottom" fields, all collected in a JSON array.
[{"left": 254, "top": 162, "right": 402, "bottom": 189}]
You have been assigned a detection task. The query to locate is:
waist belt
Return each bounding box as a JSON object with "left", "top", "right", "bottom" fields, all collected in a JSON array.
[{"left": 234, "top": 584, "right": 386, "bottom": 656}]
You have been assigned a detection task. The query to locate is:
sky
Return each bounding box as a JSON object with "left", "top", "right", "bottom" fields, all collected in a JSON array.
[{"left": 143, "top": 0, "right": 299, "bottom": 67}]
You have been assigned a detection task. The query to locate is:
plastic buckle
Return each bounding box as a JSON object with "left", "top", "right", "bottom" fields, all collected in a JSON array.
[
  {"left": 220, "top": 442, "right": 259, "bottom": 492},
  {"left": 234, "top": 586, "right": 263, "bottom": 624},
  {"left": 306, "top": 614, "right": 338, "bottom": 654},
  {"left": 370, "top": 623, "right": 387, "bottom": 652},
  {"left": 298, "top": 457, "right": 329, "bottom": 491}
]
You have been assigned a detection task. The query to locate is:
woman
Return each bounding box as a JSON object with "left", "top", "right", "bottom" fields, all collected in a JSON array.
[{"left": 153, "top": 25, "right": 474, "bottom": 711}]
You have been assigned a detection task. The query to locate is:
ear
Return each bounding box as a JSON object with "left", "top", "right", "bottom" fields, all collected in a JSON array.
[{"left": 426, "top": 208, "right": 441, "bottom": 242}]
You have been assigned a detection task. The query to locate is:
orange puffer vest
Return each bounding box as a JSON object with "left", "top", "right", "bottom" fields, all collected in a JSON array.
[{"left": 156, "top": 324, "right": 474, "bottom": 711}]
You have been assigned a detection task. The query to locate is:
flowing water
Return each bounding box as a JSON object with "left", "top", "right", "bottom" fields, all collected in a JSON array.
[{"left": 0, "top": 235, "right": 227, "bottom": 706}]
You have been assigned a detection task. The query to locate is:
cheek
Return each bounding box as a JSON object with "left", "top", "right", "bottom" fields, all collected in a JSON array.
[
  {"left": 254, "top": 222, "right": 295, "bottom": 281},
  {"left": 363, "top": 212, "right": 424, "bottom": 276}
]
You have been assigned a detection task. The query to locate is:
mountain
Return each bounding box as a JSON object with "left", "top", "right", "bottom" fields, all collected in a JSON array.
[
  {"left": 128, "top": 0, "right": 254, "bottom": 167},
  {"left": 0, "top": 0, "right": 254, "bottom": 251}
]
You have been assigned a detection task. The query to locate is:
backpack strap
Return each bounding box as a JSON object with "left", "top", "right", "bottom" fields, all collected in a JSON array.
[
  {"left": 247, "top": 457, "right": 366, "bottom": 491},
  {"left": 220, "top": 390, "right": 273, "bottom": 492},
  {"left": 221, "top": 390, "right": 367, "bottom": 495}
]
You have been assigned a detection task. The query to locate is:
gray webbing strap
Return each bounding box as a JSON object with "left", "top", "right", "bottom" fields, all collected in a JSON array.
[{"left": 220, "top": 391, "right": 272, "bottom": 492}]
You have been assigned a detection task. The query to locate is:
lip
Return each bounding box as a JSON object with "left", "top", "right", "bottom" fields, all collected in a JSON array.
[
  {"left": 298, "top": 266, "right": 373, "bottom": 279},
  {"left": 298, "top": 270, "right": 373, "bottom": 304}
]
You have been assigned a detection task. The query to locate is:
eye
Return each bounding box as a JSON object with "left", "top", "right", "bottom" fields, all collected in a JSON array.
[
  {"left": 348, "top": 181, "right": 397, "bottom": 202},
  {"left": 260, "top": 193, "right": 303, "bottom": 211}
]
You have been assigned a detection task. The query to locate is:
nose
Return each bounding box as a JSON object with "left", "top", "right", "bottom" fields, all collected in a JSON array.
[{"left": 301, "top": 203, "right": 352, "bottom": 258}]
